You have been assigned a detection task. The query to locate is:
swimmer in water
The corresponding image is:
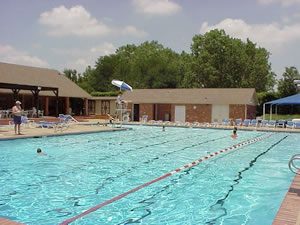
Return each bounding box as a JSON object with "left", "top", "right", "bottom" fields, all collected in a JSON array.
[
  {"left": 231, "top": 127, "right": 238, "bottom": 139},
  {"left": 37, "top": 148, "right": 47, "bottom": 156}
]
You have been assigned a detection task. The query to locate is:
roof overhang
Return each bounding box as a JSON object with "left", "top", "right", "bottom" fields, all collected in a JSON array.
[{"left": 0, "top": 82, "right": 59, "bottom": 92}]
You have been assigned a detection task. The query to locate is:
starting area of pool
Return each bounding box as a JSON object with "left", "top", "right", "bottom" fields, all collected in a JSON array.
[{"left": 0, "top": 125, "right": 299, "bottom": 225}]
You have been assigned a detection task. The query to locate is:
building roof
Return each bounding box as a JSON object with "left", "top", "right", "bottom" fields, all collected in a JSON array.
[
  {"left": 265, "top": 93, "right": 300, "bottom": 105},
  {"left": 0, "top": 62, "right": 91, "bottom": 98},
  {"left": 123, "top": 88, "right": 257, "bottom": 105}
]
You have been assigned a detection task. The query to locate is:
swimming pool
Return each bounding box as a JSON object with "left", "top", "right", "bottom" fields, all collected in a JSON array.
[{"left": 0, "top": 126, "right": 299, "bottom": 225}]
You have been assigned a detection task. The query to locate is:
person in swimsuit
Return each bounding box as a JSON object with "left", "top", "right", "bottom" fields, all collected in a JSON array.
[
  {"left": 37, "top": 148, "right": 47, "bottom": 156},
  {"left": 12, "top": 101, "right": 22, "bottom": 135},
  {"left": 231, "top": 126, "right": 238, "bottom": 139}
]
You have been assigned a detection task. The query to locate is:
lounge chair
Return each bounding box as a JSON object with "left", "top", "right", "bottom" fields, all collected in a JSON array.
[
  {"left": 294, "top": 122, "right": 300, "bottom": 129},
  {"left": 242, "top": 119, "right": 251, "bottom": 127},
  {"left": 235, "top": 118, "right": 242, "bottom": 126},
  {"left": 261, "top": 120, "right": 269, "bottom": 127},
  {"left": 222, "top": 118, "right": 230, "bottom": 126},
  {"left": 36, "top": 120, "right": 69, "bottom": 132},
  {"left": 250, "top": 119, "right": 257, "bottom": 127},
  {"left": 58, "top": 114, "right": 78, "bottom": 123},
  {"left": 184, "top": 122, "right": 192, "bottom": 127},
  {"left": 286, "top": 121, "right": 295, "bottom": 129},
  {"left": 276, "top": 120, "right": 286, "bottom": 128},
  {"left": 266, "top": 120, "right": 276, "bottom": 128},
  {"left": 141, "top": 115, "right": 148, "bottom": 123},
  {"left": 21, "top": 116, "right": 35, "bottom": 128},
  {"left": 37, "top": 121, "right": 57, "bottom": 128}
]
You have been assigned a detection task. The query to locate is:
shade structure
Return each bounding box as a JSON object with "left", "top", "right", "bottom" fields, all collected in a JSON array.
[
  {"left": 265, "top": 93, "right": 300, "bottom": 105},
  {"left": 263, "top": 93, "right": 300, "bottom": 119},
  {"left": 111, "top": 79, "right": 133, "bottom": 91}
]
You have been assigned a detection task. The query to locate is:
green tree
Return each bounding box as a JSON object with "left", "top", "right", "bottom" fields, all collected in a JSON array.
[
  {"left": 63, "top": 69, "right": 79, "bottom": 83},
  {"left": 186, "top": 29, "right": 275, "bottom": 92},
  {"left": 277, "top": 67, "right": 300, "bottom": 98},
  {"left": 87, "top": 41, "right": 183, "bottom": 92},
  {"left": 77, "top": 66, "right": 95, "bottom": 93}
]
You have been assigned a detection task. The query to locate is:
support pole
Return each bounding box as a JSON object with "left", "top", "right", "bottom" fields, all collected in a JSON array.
[
  {"left": 52, "top": 89, "right": 59, "bottom": 117},
  {"left": 12, "top": 88, "right": 20, "bottom": 101},
  {"left": 270, "top": 104, "right": 273, "bottom": 120},
  {"left": 263, "top": 103, "right": 266, "bottom": 120},
  {"left": 31, "top": 89, "right": 40, "bottom": 118},
  {"left": 45, "top": 96, "right": 49, "bottom": 116}
]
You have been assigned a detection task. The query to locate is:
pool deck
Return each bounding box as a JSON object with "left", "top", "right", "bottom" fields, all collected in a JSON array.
[
  {"left": 273, "top": 173, "right": 300, "bottom": 225},
  {"left": 0, "top": 218, "right": 24, "bottom": 225},
  {"left": 0, "top": 122, "right": 127, "bottom": 140}
]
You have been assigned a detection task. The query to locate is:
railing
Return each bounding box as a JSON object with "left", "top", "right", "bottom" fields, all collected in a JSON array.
[{"left": 289, "top": 154, "right": 300, "bottom": 175}]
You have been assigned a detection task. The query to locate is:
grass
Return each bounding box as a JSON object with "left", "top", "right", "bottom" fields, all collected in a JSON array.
[{"left": 262, "top": 114, "right": 300, "bottom": 120}]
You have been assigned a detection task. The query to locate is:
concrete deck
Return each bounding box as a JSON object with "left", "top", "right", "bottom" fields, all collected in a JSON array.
[
  {"left": 0, "top": 218, "right": 24, "bottom": 225},
  {"left": 0, "top": 122, "right": 127, "bottom": 140},
  {"left": 273, "top": 173, "right": 300, "bottom": 225}
]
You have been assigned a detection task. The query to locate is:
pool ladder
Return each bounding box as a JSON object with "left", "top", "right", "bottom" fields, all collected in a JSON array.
[{"left": 289, "top": 154, "right": 300, "bottom": 175}]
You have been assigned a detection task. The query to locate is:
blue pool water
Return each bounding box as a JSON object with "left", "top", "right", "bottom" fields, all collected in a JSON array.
[{"left": 0, "top": 126, "right": 299, "bottom": 225}]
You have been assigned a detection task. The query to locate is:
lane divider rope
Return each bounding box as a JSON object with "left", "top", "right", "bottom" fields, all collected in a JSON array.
[{"left": 60, "top": 133, "right": 273, "bottom": 225}]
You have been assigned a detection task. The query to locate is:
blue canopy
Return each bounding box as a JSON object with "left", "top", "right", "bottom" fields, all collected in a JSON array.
[{"left": 265, "top": 93, "right": 300, "bottom": 105}]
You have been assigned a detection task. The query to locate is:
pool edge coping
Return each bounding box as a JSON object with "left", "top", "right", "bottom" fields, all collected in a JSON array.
[{"left": 0, "top": 127, "right": 130, "bottom": 141}]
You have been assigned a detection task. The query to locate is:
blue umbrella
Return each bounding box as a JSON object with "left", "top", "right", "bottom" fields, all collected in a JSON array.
[{"left": 111, "top": 79, "right": 133, "bottom": 91}]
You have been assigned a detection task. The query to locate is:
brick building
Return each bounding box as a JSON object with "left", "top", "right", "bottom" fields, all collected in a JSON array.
[
  {"left": 0, "top": 62, "right": 91, "bottom": 116},
  {"left": 122, "top": 88, "right": 257, "bottom": 123}
]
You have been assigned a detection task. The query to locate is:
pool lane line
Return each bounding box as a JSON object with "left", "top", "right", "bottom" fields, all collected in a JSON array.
[
  {"left": 95, "top": 129, "right": 220, "bottom": 163},
  {"left": 206, "top": 134, "right": 288, "bottom": 224},
  {"left": 94, "top": 134, "right": 229, "bottom": 194},
  {"left": 59, "top": 133, "right": 272, "bottom": 225}
]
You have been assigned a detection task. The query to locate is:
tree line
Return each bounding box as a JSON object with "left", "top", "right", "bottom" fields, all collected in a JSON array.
[{"left": 64, "top": 29, "right": 300, "bottom": 104}]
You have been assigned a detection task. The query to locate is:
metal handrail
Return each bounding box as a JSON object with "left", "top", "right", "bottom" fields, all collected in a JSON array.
[{"left": 288, "top": 154, "right": 300, "bottom": 175}]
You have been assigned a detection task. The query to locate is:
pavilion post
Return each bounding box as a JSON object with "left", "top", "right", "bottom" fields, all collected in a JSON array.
[
  {"left": 263, "top": 103, "right": 266, "bottom": 120},
  {"left": 52, "top": 89, "right": 59, "bottom": 117},
  {"left": 12, "top": 88, "right": 20, "bottom": 101},
  {"left": 45, "top": 96, "right": 49, "bottom": 116},
  {"left": 31, "top": 88, "right": 40, "bottom": 118},
  {"left": 270, "top": 104, "right": 273, "bottom": 120}
]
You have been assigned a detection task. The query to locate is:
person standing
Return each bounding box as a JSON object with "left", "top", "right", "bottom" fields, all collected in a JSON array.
[{"left": 12, "top": 101, "right": 22, "bottom": 135}]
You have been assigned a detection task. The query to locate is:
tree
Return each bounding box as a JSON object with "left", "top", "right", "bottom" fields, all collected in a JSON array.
[
  {"left": 86, "top": 41, "right": 183, "bottom": 92},
  {"left": 277, "top": 67, "right": 300, "bottom": 98},
  {"left": 186, "top": 29, "right": 275, "bottom": 92},
  {"left": 63, "top": 69, "right": 79, "bottom": 83}
]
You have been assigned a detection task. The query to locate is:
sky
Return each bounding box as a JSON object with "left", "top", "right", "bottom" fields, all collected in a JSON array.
[{"left": 1, "top": 0, "right": 300, "bottom": 78}]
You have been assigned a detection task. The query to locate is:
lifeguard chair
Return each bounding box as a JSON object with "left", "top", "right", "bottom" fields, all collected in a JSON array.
[{"left": 111, "top": 79, "right": 133, "bottom": 124}]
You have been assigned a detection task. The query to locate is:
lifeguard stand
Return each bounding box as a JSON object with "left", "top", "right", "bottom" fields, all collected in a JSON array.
[
  {"left": 115, "top": 101, "right": 130, "bottom": 123},
  {"left": 111, "top": 79, "right": 133, "bottom": 124}
]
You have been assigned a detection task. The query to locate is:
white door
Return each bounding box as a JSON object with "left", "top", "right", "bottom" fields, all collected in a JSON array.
[
  {"left": 212, "top": 104, "right": 229, "bottom": 123},
  {"left": 175, "top": 105, "right": 186, "bottom": 122}
]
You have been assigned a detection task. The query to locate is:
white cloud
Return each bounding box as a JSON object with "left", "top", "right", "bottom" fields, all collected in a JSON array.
[
  {"left": 200, "top": 18, "right": 300, "bottom": 51},
  {"left": 39, "top": 5, "right": 147, "bottom": 38},
  {"left": 39, "top": 5, "right": 111, "bottom": 37},
  {"left": 65, "top": 58, "right": 90, "bottom": 73},
  {"left": 257, "top": 0, "right": 300, "bottom": 6},
  {"left": 90, "top": 42, "right": 116, "bottom": 55},
  {"left": 59, "top": 42, "right": 116, "bottom": 72},
  {"left": 132, "top": 0, "right": 181, "bottom": 15},
  {"left": 120, "top": 25, "right": 147, "bottom": 37},
  {"left": 0, "top": 44, "right": 48, "bottom": 67}
]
